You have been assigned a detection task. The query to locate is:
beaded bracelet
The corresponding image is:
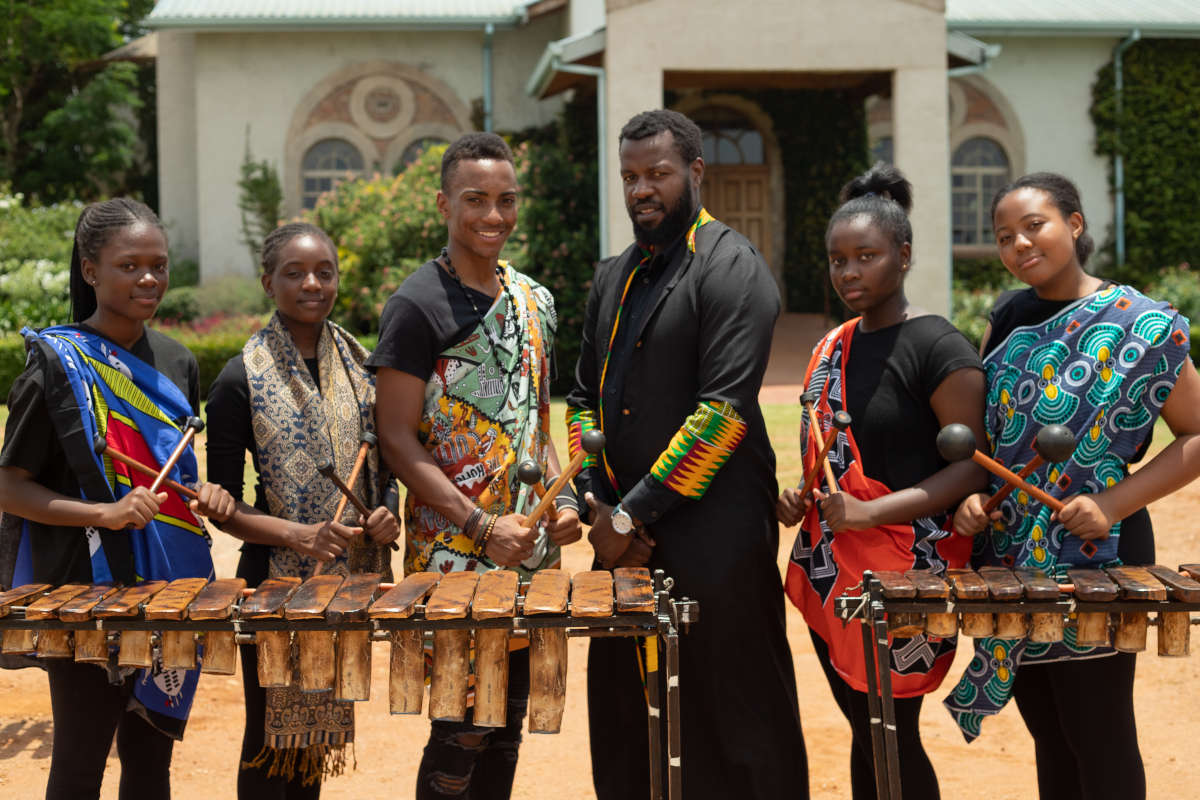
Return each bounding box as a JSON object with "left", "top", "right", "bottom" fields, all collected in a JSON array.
[{"left": 478, "top": 512, "right": 499, "bottom": 554}]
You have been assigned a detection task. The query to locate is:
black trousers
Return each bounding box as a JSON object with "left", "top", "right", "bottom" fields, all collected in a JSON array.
[
  {"left": 44, "top": 659, "right": 174, "bottom": 800},
  {"left": 1012, "top": 652, "right": 1144, "bottom": 800},
  {"left": 415, "top": 646, "right": 530, "bottom": 799},
  {"left": 237, "top": 644, "right": 321, "bottom": 800},
  {"left": 809, "top": 630, "right": 939, "bottom": 800}
]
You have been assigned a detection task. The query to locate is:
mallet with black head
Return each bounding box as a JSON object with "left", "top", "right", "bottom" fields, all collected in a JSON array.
[
  {"left": 150, "top": 416, "right": 204, "bottom": 493},
  {"left": 316, "top": 458, "right": 400, "bottom": 554},
  {"left": 797, "top": 410, "right": 852, "bottom": 501},
  {"left": 936, "top": 423, "right": 1064, "bottom": 512},
  {"left": 523, "top": 429, "right": 605, "bottom": 529},
  {"left": 982, "top": 424, "right": 1075, "bottom": 513},
  {"left": 517, "top": 460, "right": 558, "bottom": 522}
]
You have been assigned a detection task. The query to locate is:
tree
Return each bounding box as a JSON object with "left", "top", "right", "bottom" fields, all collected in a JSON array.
[{"left": 0, "top": 1, "right": 155, "bottom": 202}]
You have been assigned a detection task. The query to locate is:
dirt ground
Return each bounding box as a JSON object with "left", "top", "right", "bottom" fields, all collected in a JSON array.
[{"left": 2, "top": 314, "right": 1198, "bottom": 798}]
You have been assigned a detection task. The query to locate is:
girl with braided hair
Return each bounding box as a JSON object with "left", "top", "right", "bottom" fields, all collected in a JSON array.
[{"left": 0, "top": 198, "right": 237, "bottom": 799}]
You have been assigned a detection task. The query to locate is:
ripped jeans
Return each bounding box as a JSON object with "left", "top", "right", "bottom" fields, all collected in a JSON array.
[{"left": 415, "top": 647, "right": 530, "bottom": 799}]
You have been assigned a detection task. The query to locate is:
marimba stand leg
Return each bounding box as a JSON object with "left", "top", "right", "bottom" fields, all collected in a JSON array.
[
  {"left": 858, "top": 607, "right": 888, "bottom": 800},
  {"left": 862, "top": 574, "right": 903, "bottom": 800},
  {"left": 645, "top": 635, "right": 663, "bottom": 800},
  {"left": 664, "top": 626, "right": 682, "bottom": 800}
]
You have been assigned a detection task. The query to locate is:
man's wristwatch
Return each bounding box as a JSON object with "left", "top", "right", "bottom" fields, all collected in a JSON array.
[{"left": 611, "top": 503, "right": 635, "bottom": 535}]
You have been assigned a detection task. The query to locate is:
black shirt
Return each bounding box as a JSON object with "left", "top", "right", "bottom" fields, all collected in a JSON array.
[
  {"left": 0, "top": 325, "right": 199, "bottom": 585},
  {"left": 367, "top": 259, "right": 498, "bottom": 380},
  {"left": 844, "top": 316, "right": 982, "bottom": 490},
  {"left": 205, "top": 353, "right": 320, "bottom": 585},
  {"left": 985, "top": 286, "right": 1154, "bottom": 564}
]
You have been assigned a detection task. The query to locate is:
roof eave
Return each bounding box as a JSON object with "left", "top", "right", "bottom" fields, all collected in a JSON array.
[
  {"left": 144, "top": 15, "right": 526, "bottom": 32},
  {"left": 948, "top": 20, "right": 1200, "bottom": 37}
]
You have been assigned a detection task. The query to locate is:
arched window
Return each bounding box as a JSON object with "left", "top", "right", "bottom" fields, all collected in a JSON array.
[
  {"left": 951, "top": 137, "right": 1011, "bottom": 245},
  {"left": 301, "top": 139, "right": 365, "bottom": 209},
  {"left": 693, "top": 106, "right": 764, "bottom": 165}
]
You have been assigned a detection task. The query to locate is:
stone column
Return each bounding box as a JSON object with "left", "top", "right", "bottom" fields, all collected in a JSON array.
[
  {"left": 155, "top": 31, "right": 199, "bottom": 267},
  {"left": 893, "top": 66, "right": 951, "bottom": 317},
  {"left": 602, "top": 43, "right": 664, "bottom": 257}
]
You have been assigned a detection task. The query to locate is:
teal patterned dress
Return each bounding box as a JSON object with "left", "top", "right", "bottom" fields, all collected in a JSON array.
[{"left": 944, "top": 284, "right": 1190, "bottom": 740}]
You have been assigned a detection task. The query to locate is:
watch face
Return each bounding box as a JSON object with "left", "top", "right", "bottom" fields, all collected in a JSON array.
[{"left": 612, "top": 508, "right": 634, "bottom": 534}]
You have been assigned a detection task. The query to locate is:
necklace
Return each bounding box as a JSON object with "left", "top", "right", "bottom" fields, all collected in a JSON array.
[{"left": 440, "top": 247, "right": 524, "bottom": 386}]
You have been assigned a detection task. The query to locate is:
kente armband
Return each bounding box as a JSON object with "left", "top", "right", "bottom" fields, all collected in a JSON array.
[
  {"left": 649, "top": 400, "right": 747, "bottom": 500},
  {"left": 565, "top": 406, "right": 600, "bottom": 470}
]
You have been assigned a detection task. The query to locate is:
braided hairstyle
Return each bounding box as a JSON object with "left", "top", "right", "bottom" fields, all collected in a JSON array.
[
  {"left": 990, "top": 172, "right": 1095, "bottom": 266},
  {"left": 259, "top": 222, "right": 338, "bottom": 275},
  {"left": 69, "top": 198, "right": 166, "bottom": 322},
  {"left": 826, "top": 162, "right": 914, "bottom": 256}
]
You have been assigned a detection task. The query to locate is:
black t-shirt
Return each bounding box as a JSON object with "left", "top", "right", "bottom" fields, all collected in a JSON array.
[
  {"left": 0, "top": 324, "right": 199, "bottom": 585},
  {"left": 205, "top": 353, "right": 320, "bottom": 586},
  {"left": 844, "top": 316, "right": 982, "bottom": 491},
  {"left": 367, "top": 259, "right": 496, "bottom": 380},
  {"left": 984, "top": 286, "right": 1155, "bottom": 564}
]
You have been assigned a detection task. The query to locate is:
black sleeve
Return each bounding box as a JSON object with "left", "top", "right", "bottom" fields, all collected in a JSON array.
[
  {"left": 365, "top": 293, "right": 439, "bottom": 380},
  {"left": 0, "top": 367, "right": 56, "bottom": 476},
  {"left": 923, "top": 324, "right": 984, "bottom": 397},
  {"left": 565, "top": 262, "right": 611, "bottom": 514},
  {"left": 204, "top": 355, "right": 253, "bottom": 503}
]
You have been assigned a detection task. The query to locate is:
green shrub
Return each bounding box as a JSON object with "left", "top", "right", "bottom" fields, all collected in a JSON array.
[
  {"left": 0, "top": 190, "right": 79, "bottom": 264},
  {"left": 170, "top": 258, "right": 200, "bottom": 288},
  {"left": 190, "top": 275, "right": 272, "bottom": 318},
  {"left": 953, "top": 256, "right": 1014, "bottom": 291},
  {"left": 0, "top": 257, "right": 71, "bottom": 334},
  {"left": 952, "top": 284, "right": 1005, "bottom": 349},
  {"left": 307, "top": 146, "right": 445, "bottom": 334},
  {"left": 1145, "top": 263, "right": 1200, "bottom": 324},
  {"left": 156, "top": 287, "right": 201, "bottom": 323},
  {"left": 0, "top": 334, "right": 25, "bottom": 401}
]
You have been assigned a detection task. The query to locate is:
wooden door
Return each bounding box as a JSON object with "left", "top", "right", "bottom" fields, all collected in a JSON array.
[{"left": 702, "top": 165, "right": 771, "bottom": 265}]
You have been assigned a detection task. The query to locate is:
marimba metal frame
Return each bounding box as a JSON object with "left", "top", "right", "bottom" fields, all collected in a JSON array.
[
  {"left": 0, "top": 569, "right": 696, "bottom": 800},
  {"left": 835, "top": 569, "right": 1200, "bottom": 800}
]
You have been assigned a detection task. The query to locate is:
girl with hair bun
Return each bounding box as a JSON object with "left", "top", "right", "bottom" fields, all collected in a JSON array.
[
  {"left": 0, "top": 198, "right": 237, "bottom": 799},
  {"left": 946, "top": 173, "right": 1200, "bottom": 798},
  {"left": 780, "top": 163, "right": 988, "bottom": 798}
]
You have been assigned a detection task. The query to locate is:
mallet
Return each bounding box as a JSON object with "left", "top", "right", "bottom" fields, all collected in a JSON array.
[
  {"left": 150, "top": 416, "right": 203, "bottom": 493},
  {"left": 517, "top": 460, "right": 558, "bottom": 522},
  {"left": 800, "top": 390, "right": 839, "bottom": 494},
  {"left": 982, "top": 424, "right": 1075, "bottom": 513},
  {"left": 93, "top": 434, "right": 197, "bottom": 500},
  {"left": 316, "top": 459, "right": 401, "bottom": 553},
  {"left": 797, "top": 410, "right": 852, "bottom": 500},
  {"left": 332, "top": 432, "right": 378, "bottom": 522},
  {"left": 523, "top": 429, "right": 605, "bottom": 529},
  {"left": 936, "top": 423, "right": 1064, "bottom": 512}
]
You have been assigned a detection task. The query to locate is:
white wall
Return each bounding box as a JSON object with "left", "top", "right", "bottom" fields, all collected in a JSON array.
[
  {"left": 156, "top": 31, "right": 199, "bottom": 266},
  {"left": 977, "top": 36, "right": 1117, "bottom": 262},
  {"left": 171, "top": 20, "right": 563, "bottom": 281}
]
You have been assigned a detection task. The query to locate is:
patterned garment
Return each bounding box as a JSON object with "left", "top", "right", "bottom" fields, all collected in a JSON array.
[
  {"left": 243, "top": 312, "right": 391, "bottom": 782},
  {"left": 786, "top": 320, "right": 971, "bottom": 697},
  {"left": 566, "top": 208, "right": 730, "bottom": 496},
  {"left": 14, "top": 326, "right": 214, "bottom": 739},
  {"left": 944, "top": 285, "right": 1190, "bottom": 741},
  {"left": 407, "top": 263, "right": 557, "bottom": 580}
]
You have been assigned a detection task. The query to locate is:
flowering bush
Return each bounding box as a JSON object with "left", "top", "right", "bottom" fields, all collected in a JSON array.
[{"left": 306, "top": 146, "right": 447, "bottom": 333}]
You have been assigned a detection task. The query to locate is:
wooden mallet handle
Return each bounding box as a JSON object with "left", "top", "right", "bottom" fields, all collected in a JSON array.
[
  {"left": 317, "top": 461, "right": 372, "bottom": 518},
  {"left": 800, "top": 390, "right": 839, "bottom": 494},
  {"left": 982, "top": 424, "right": 1075, "bottom": 513},
  {"left": 798, "top": 411, "right": 851, "bottom": 500},
  {"left": 523, "top": 430, "right": 605, "bottom": 529},
  {"left": 93, "top": 435, "right": 198, "bottom": 500},
  {"left": 333, "top": 432, "right": 378, "bottom": 521},
  {"left": 150, "top": 416, "right": 203, "bottom": 493},
  {"left": 936, "top": 424, "right": 1064, "bottom": 512}
]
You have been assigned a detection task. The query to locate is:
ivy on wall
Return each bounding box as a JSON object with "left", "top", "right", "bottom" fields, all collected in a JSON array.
[{"left": 1091, "top": 39, "right": 1200, "bottom": 286}]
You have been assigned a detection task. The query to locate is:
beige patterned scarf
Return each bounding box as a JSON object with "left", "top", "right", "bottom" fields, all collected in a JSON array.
[{"left": 242, "top": 311, "right": 392, "bottom": 783}]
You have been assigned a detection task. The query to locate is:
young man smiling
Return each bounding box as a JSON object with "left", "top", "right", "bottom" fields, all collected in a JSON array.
[
  {"left": 371, "top": 132, "right": 581, "bottom": 799},
  {"left": 567, "top": 110, "right": 808, "bottom": 799}
]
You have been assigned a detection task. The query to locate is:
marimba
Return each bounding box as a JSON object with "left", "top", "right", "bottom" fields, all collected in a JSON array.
[
  {"left": 835, "top": 563, "right": 1200, "bottom": 800},
  {"left": 0, "top": 567, "right": 698, "bottom": 800}
]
